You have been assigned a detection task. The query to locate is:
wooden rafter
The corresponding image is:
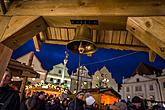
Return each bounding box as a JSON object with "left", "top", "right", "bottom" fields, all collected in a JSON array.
[
  {"left": 6, "top": 0, "right": 165, "bottom": 16},
  {"left": 0, "top": 16, "right": 11, "bottom": 39},
  {"left": 0, "top": 16, "right": 40, "bottom": 42},
  {"left": 128, "top": 17, "right": 165, "bottom": 44},
  {"left": 0, "top": 16, "right": 47, "bottom": 50},
  {"left": 33, "top": 35, "right": 41, "bottom": 52},
  {"left": 127, "top": 17, "right": 165, "bottom": 59},
  {"left": 0, "top": 43, "right": 13, "bottom": 81},
  {"left": 44, "top": 40, "right": 149, "bottom": 52},
  {"left": 149, "top": 50, "right": 156, "bottom": 62}
]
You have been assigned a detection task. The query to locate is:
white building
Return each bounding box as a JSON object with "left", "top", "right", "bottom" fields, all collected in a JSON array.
[
  {"left": 70, "top": 66, "right": 92, "bottom": 92},
  {"left": 120, "top": 63, "right": 165, "bottom": 102},
  {"left": 46, "top": 63, "right": 71, "bottom": 88},
  {"left": 92, "top": 66, "right": 118, "bottom": 91},
  {"left": 16, "top": 52, "right": 47, "bottom": 83}
]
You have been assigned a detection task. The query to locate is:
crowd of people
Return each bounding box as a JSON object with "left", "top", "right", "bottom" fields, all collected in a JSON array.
[
  {"left": 0, "top": 68, "right": 165, "bottom": 110},
  {"left": 20, "top": 90, "right": 98, "bottom": 110}
]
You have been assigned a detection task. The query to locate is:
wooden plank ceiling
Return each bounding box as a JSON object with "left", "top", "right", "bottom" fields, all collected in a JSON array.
[
  {"left": 1, "top": 0, "right": 165, "bottom": 61},
  {"left": 44, "top": 27, "right": 147, "bottom": 52}
]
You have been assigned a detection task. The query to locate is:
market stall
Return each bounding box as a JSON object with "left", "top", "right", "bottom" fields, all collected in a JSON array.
[
  {"left": 83, "top": 88, "right": 120, "bottom": 105},
  {"left": 26, "top": 83, "right": 72, "bottom": 98}
]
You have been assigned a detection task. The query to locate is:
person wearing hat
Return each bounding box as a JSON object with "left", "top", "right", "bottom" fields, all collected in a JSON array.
[
  {"left": 68, "top": 91, "right": 85, "bottom": 110},
  {"left": 127, "top": 96, "right": 146, "bottom": 110},
  {"left": 85, "top": 96, "right": 96, "bottom": 110}
]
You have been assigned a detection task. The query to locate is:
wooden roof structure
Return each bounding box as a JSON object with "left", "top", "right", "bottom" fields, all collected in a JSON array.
[
  {"left": 8, "top": 59, "right": 39, "bottom": 78},
  {"left": 0, "top": 0, "right": 165, "bottom": 65}
]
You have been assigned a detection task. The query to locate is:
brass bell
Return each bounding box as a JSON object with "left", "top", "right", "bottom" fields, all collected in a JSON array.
[{"left": 67, "top": 25, "right": 97, "bottom": 55}]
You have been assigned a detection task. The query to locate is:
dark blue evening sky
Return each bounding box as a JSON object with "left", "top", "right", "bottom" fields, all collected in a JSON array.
[{"left": 12, "top": 39, "right": 165, "bottom": 84}]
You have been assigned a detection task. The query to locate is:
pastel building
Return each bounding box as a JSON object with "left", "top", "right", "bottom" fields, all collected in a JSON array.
[
  {"left": 70, "top": 66, "right": 92, "bottom": 92},
  {"left": 46, "top": 63, "right": 71, "bottom": 88},
  {"left": 120, "top": 63, "right": 165, "bottom": 102},
  {"left": 92, "top": 66, "right": 118, "bottom": 91}
]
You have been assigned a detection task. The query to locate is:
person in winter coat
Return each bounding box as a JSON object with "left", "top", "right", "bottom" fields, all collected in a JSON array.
[
  {"left": 61, "top": 98, "right": 69, "bottom": 110},
  {"left": 127, "top": 96, "right": 147, "bottom": 110},
  {"left": 85, "top": 96, "right": 96, "bottom": 110},
  {"left": 0, "top": 68, "right": 20, "bottom": 110},
  {"left": 68, "top": 91, "right": 85, "bottom": 110},
  {"left": 26, "top": 91, "right": 46, "bottom": 110}
]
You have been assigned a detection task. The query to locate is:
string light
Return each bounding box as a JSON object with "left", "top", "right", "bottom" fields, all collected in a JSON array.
[{"left": 84, "top": 52, "right": 138, "bottom": 66}]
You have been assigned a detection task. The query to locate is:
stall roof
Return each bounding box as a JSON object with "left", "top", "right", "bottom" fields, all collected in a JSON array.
[{"left": 8, "top": 59, "right": 39, "bottom": 78}]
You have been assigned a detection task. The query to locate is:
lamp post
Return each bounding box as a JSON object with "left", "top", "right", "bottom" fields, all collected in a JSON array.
[
  {"left": 61, "top": 51, "right": 68, "bottom": 84},
  {"left": 76, "top": 54, "right": 81, "bottom": 91}
]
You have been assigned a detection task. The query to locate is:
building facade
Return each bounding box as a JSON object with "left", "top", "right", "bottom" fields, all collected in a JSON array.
[
  {"left": 46, "top": 63, "right": 71, "bottom": 88},
  {"left": 16, "top": 52, "right": 47, "bottom": 84},
  {"left": 70, "top": 66, "right": 92, "bottom": 92},
  {"left": 92, "top": 66, "right": 118, "bottom": 91},
  {"left": 120, "top": 63, "right": 165, "bottom": 102}
]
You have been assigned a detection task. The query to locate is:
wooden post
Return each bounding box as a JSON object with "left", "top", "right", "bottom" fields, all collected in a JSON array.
[
  {"left": 20, "top": 52, "right": 34, "bottom": 100},
  {"left": 149, "top": 50, "right": 156, "bottom": 62},
  {"left": 19, "top": 76, "right": 27, "bottom": 100},
  {"left": 0, "top": 43, "right": 12, "bottom": 82}
]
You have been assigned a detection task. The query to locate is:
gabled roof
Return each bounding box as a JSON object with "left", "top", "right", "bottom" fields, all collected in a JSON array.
[
  {"left": 8, "top": 59, "right": 39, "bottom": 78},
  {"left": 132, "top": 63, "right": 162, "bottom": 76}
]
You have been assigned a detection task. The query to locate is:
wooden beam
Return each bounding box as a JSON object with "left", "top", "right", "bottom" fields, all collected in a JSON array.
[
  {"left": 129, "top": 17, "right": 165, "bottom": 44},
  {"left": 7, "top": 0, "right": 165, "bottom": 16},
  {"left": 39, "top": 31, "right": 46, "bottom": 41},
  {"left": 149, "top": 50, "right": 156, "bottom": 62},
  {"left": 20, "top": 52, "right": 34, "bottom": 101},
  {"left": 0, "top": 0, "right": 7, "bottom": 14},
  {"left": 45, "top": 40, "right": 149, "bottom": 52},
  {"left": 0, "top": 16, "right": 11, "bottom": 39},
  {"left": 33, "top": 35, "right": 41, "bottom": 52},
  {"left": 0, "top": 16, "right": 40, "bottom": 42},
  {"left": 96, "top": 43, "right": 149, "bottom": 52},
  {"left": 1, "top": 16, "right": 47, "bottom": 50},
  {"left": 127, "top": 17, "right": 165, "bottom": 59},
  {"left": 0, "top": 43, "right": 13, "bottom": 82},
  {"left": 45, "top": 40, "right": 68, "bottom": 45},
  {"left": 0, "top": 16, "right": 11, "bottom": 41}
]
